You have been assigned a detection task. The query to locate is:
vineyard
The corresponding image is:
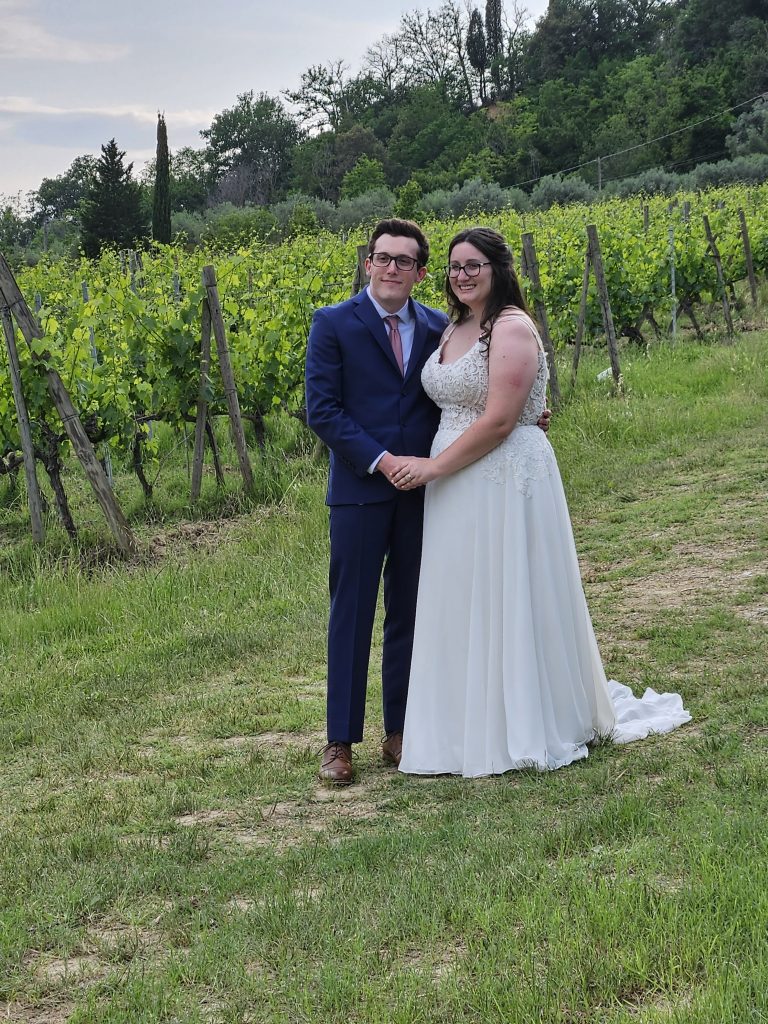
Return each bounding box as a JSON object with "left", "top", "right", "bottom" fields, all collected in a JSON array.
[{"left": 1, "top": 183, "right": 766, "bottom": 546}]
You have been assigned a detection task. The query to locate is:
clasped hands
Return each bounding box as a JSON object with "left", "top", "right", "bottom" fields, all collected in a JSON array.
[
  {"left": 390, "top": 456, "right": 436, "bottom": 490},
  {"left": 378, "top": 451, "right": 436, "bottom": 490}
]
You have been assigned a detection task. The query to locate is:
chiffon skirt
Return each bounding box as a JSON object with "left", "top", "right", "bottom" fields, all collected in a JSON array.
[{"left": 399, "top": 427, "right": 691, "bottom": 778}]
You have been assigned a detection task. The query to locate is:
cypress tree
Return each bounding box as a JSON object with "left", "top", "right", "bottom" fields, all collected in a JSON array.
[
  {"left": 152, "top": 113, "right": 172, "bottom": 243},
  {"left": 485, "top": 0, "right": 503, "bottom": 99},
  {"left": 80, "top": 139, "right": 146, "bottom": 257},
  {"left": 467, "top": 10, "right": 489, "bottom": 104}
]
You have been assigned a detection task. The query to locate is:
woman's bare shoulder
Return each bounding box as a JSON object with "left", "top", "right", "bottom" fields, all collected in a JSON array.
[{"left": 491, "top": 308, "right": 540, "bottom": 348}]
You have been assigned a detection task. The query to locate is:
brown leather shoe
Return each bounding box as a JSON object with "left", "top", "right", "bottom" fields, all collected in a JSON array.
[
  {"left": 320, "top": 741, "right": 354, "bottom": 785},
  {"left": 382, "top": 732, "right": 403, "bottom": 767}
]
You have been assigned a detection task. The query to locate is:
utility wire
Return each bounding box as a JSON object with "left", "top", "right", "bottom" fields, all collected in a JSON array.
[{"left": 512, "top": 91, "right": 767, "bottom": 189}]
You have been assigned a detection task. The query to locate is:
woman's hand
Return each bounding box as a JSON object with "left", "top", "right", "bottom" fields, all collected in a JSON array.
[{"left": 390, "top": 457, "right": 439, "bottom": 490}]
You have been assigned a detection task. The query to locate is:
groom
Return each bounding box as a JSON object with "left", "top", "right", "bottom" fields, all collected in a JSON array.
[{"left": 305, "top": 218, "right": 449, "bottom": 785}]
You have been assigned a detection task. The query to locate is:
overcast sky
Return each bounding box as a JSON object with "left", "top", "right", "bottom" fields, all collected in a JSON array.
[{"left": 0, "top": 0, "right": 549, "bottom": 202}]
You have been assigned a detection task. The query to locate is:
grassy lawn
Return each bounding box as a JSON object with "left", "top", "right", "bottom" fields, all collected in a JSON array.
[{"left": 1, "top": 332, "right": 767, "bottom": 1023}]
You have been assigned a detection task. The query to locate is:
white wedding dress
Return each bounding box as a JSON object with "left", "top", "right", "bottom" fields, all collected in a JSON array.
[{"left": 399, "top": 312, "right": 690, "bottom": 778}]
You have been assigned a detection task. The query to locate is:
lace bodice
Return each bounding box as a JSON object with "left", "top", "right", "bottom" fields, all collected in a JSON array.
[{"left": 421, "top": 313, "right": 554, "bottom": 494}]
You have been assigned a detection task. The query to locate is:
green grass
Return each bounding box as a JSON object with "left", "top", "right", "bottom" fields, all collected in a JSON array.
[{"left": 1, "top": 333, "right": 767, "bottom": 1022}]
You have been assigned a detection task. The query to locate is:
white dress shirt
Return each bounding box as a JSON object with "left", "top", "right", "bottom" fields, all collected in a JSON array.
[{"left": 365, "top": 287, "right": 415, "bottom": 473}]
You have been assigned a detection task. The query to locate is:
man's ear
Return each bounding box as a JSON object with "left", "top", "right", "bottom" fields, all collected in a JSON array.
[{"left": 416, "top": 266, "right": 428, "bottom": 283}]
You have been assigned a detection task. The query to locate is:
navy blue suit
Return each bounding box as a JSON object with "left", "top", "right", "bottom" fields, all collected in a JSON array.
[{"left": 305, "top": 289, "right": 449, "bottom": 743}]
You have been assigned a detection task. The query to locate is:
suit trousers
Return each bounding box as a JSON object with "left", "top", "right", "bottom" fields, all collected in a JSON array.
[{"left": 326, "top": 490, "right": 425, "bottom": 744}]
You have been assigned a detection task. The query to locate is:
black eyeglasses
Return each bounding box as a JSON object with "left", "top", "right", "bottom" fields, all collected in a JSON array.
[
  {"left": 370, "top": 252, "right": 420, "bottom": 271},
  {"left": 446, "top": 261, "right": 492, "bottom": 278}
]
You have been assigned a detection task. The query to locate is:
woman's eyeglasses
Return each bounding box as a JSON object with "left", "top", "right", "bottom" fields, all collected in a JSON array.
[{"left": 446, "top": 261, "right": 492, "bottom": 278}]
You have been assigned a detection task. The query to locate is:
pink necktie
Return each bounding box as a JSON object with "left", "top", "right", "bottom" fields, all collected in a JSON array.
[{"left": 385, "top": 315, "right": 404, "bottom": 375}]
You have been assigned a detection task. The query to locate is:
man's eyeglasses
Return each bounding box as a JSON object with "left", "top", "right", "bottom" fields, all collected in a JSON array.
[
  {"left": 370, "top": 252, "right": 420, "bottom": 271},
  {"left": 446, "top": 261, "right": 492, "bottom": 278}
]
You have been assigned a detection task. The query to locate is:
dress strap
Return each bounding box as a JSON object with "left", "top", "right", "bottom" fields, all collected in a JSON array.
[{"left": 438, "top": 322, "right": 460, "bottom": 349}]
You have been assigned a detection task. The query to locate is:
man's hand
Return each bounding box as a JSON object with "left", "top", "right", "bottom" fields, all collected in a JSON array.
[
  {"left": 376, "top": 452, "right": 403, "bottom": 480},
  {"left": 537, "top": 407, "right": 552, "bottom": 433}
]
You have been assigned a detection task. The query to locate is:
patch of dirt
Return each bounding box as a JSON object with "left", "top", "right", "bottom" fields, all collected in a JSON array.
[
  {"left": 585, "top": 542, "right": 767, "bottom": 616},
  {"left": 175, "top": 808, "right": 232, "bottom": 827},
  {"left": 0, "top": 1002, "right": 75, "bottom": 1023},
  {"left": 25, "top": 953, "right": 104, "bottom": 985},
  {"left": 148, "top": 516, "right": 254, "bottom": 558},
  {"left": 738, "top": 603, "right": 768, "bottom": 622},
  {"left": 87, "top": 919, "right": 164, "bottom": 953},
  {"left": 174, "top": 787, "right": 380, "bottom": 853},
  {"left": 394, "top": 939, "right": 468, "bottom": 981},
  {"left": 226, "top": 896, "right": 261, "bottom": 912}
]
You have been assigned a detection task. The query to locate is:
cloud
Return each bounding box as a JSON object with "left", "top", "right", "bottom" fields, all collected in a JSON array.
[
  {"left": 0, "top": 1, "right": 130, "bottom": 62},
  {"left": 0, "top": 96, "right": 215, "bottom": 127}
]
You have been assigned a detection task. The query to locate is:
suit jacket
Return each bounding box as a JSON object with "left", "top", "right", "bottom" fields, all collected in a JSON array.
[{"left": 305, "top": 289, "right": 449, "bottom": 505}]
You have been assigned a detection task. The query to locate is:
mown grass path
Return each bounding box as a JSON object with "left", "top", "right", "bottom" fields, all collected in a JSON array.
[{"left": 1, "top": 335, "right": 767, "bottom": 1023}]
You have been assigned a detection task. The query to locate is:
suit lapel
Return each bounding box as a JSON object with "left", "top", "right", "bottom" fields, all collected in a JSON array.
[
  {"left": 352, "top": 291, "right": 402, "bottom": 374},
  {"left": 406, "top": 300, "right": 428, "bottom": 382}
]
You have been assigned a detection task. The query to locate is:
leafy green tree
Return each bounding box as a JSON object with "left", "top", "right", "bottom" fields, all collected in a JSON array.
[
  {"left": 727, "top": 96, "right": 768, "bottom": 156},
  {"left": 285, "top": 61, "right": 385, "bottom": 132},
  {"left": 169, "top": 147, "right": 211, "bottom": 213},
  {"left": 340, "top": 156, "right": 387, "bottom": 200},
  {"left": 485, "top": 95, "right": 540, "bottom": 186},
  {"left": 31, "top": 156, "right": 97, "bottom": 226},
  {"left": 669, "top": 0, "right": 762, "bottom": 64},
  {"left": 80, "top": 139, "right": 147, "bottom": 258},
  {"left": 386, "top": 85, "right": 485, "bottom": 184},
  {"left": 290, "top": 133, "right": 338, "bottom": 199},
  {"left": 152, "top": 114, "right": 172, "bottom": 243},
  {"left": 140, "top": 146, "right": 211, "bottom": 213},
  {"left": 201, "top": 91, "right": 301, "bottom": 205},
  {"left": 586, "top": 55, "right": 668, "bottom": 182},
  {"left": 0, "top": 196, "right": 33, "bottom": 266},
  {"left": 528, "top": 77, "right": 594, "bottom": 176},
  {"left": 394, "top": 179, "right": 423, "bottom": 219}
]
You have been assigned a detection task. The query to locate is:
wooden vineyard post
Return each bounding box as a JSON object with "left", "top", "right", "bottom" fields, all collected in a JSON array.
[
  {"left": 571, "top": 244, "right": 592, "bottom": 387},
  {"left": 702, "top": 215, "right": 735, "bottom": 341},
  {"left": 521, "top": 233, "right": 561, "bottom": 407},
  {"left": 0, "top": 307, "right": 45, "bottom": 543},
  {"left": 81, "top": 280, "right": 113, "bottom": 485},
  {"left": 191, "top": 300, "right": 212, "bottom": 501},
  {"left": 201, "top": 265, "right": 254, "bottom": 493},
  {"left": 738, "top": 209, "right": 759, "bottom": 307},
  {"left": 669, "top": 225, "right": 677, "bottom": 341},
  {"left": 585, "top": 225, "right": 622, "bottom": 386},
  {"left": 0, "top": 252, "right": 137, "bottom": 555},
  {"left": 520, "top": 244, "right": 529, "bottom": 278},
  {"left": 351, "top": 245, "right": 369, "bottom": 296}
]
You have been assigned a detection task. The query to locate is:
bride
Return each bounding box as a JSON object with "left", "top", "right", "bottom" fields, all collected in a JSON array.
[{"left": 391, "top": 227, "right": 690, "bottom": 778}]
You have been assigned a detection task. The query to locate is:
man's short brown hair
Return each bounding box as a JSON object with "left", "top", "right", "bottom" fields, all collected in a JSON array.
[{"left": 368, "top": 219, "right": 429, "bottom": 267}]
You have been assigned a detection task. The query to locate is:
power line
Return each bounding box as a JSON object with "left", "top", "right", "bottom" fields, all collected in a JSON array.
[{"left": 511, "top": 91, "right": 767, "bottom": 190}]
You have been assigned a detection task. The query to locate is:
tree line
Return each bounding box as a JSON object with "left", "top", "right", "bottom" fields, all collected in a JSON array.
[{"left": 2, "top": 0, "right": 767, "bottom": 262}]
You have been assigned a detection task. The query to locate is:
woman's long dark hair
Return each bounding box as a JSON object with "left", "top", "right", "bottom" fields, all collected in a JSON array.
[{"left": 445, "top": 227, "right": 531, "bottom": 344}]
